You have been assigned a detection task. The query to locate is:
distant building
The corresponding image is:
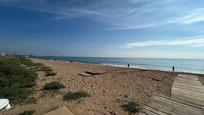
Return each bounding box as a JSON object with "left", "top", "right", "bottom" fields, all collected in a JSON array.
[{"left": 1, "top": 52, "right": 6, "bottom": 56}]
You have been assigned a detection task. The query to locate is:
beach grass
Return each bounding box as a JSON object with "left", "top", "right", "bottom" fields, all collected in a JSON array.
[
  {"left": 29, "top": 63, "right": 56, "bottom": 76},
  {"left": 27, "top": 61, "right": 56, "bottom": 77},
  {"left": 63, "top": 91, "right": 90, "bottom": 101},
  {"left": 0, "top": 56, "right": 37, "bottom": 104},
  {"left": 43, "top": 81, "right": 65, "bottom": 90},
  {"left": 18, "top": 110, "right": 35, "bottom": 115}
]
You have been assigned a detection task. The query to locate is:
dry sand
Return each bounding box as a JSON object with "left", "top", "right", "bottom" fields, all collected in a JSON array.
[
  {"left": 198, "top": 75, "right": 204, "bottom": 85},
  {"left": 1, "top": 59, "right": 179, "bottom": 115}
]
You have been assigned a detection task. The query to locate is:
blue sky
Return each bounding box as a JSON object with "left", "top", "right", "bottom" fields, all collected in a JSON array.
[{"left": 0, "top": 0, "right": 204, "bottom": 58}]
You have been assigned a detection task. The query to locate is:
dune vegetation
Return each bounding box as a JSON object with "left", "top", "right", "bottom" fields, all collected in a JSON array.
[
  {"left": 63, "top": 91, "right": 90, "bottom": 101},
  {"left": 0, "top": 56, "right": 56, "bottom": 104},
  {"left": 43, "top": 81, "right": 65, "bottom": 90},
  {"left": 0, "top": 56, "right": 37, "bottom": 104},
  {"left": 18, "top": 110, "right": 35, "bottom": 115}
]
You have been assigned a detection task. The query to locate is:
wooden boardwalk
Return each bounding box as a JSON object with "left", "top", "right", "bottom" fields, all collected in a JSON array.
[
  {"left": 171, "top": 74, "right": 204, "bottom": 106},
  {"left": 139, "top": 74, "right": 204, "bottom": 115}
]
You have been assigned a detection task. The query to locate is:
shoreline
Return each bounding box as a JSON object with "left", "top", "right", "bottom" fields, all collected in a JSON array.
[
  {"left": 102, "top": 63, "right": 204, "bottom": 75},
  {"left": 32, "top": 58, "right": 204, "bottom": 75},
  {"left": 32, "top": 58, "right": 204, "bottom": 85}
]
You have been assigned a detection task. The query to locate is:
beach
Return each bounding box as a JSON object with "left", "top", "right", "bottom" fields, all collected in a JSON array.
[
  {"left": 36, "top": 57, "right": 204, "bottom": 74},
  {"left": 2, "top": 1, "right": 204, "bottom": 114},
  {"left": 1, "top": 58, "right": 199, "bottom": 115}
]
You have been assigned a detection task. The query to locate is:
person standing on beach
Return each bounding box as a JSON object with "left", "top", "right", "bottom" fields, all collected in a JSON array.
[
  {"left": 172, "top": 66, "right": 175, "bottom": 72},
  {"left": 127, "top": 64, "right": 130, "bottom": 68}
]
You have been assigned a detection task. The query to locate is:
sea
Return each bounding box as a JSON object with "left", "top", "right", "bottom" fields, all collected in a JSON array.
[{"left": 34, "top": 56, "right": 204, "bottom": 74}]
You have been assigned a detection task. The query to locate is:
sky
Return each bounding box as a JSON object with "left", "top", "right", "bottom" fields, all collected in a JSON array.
[{"left": 0, "top": 0, "right": 204, "bottom": 58}]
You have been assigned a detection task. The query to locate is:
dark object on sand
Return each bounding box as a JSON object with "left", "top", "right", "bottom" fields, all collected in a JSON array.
[
  {"left": 121, "top": 101, "right": 141, "bottom": 114},
  {"left": 18, "top": 110, "right": 35, "bottom": 115},
  {"left": 79, "top": 71, "right": 104, "bottom": 77},
  {"left": 79, "top": 72, "right": 91, "bottom": 77},
  {"left": 85, "top": 71, "right": 104, "bottom": 75},
  {"left": 127, "top": 64, "right": 130, "bottom": 68},
  {"left": 172, "top": 66, "right": 175, "bottom": 72}
]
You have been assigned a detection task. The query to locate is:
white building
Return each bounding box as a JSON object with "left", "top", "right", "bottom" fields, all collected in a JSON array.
[{"left": 1, "top": 52, "right": 6, "bottom": 56}]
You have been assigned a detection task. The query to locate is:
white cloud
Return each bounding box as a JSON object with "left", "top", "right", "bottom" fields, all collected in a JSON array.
[
  {"left": 121, "top": 36, "right": 204, "bottom": 48},
  {"left": 171, "top": 8, "right": 204, "bottom": 25},
  {"left": 0, "top": 0, "right": 179, "bottom": 29},
  {"left": 1, "top": 0, "right": 204, "bottom": 30}
]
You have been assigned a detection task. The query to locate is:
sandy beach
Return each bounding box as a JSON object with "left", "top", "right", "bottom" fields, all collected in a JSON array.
[
  {"left": 1, "top": 59, "right": 183, "bottom": 115},
  {"left": 2, "top": 1, "right": 204, "bottom": 114}
]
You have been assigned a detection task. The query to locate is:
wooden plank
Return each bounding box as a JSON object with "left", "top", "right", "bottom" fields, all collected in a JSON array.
[
  {"left": 172, "top": 88, "right": 204, "bottom": 95},
  {"left": 154, "top": 94, "right": 203, "bottom": 109},
  {"left": 44, "top": 106, "right": 74, "bottom": 115},
  {"left": 84, "top": 71, "right": 104, "bottom": 75},
  {"left": 172, "top": 87, "right": 204, "bottom": 94},
  {"left": 172, "top": 88, "right": 204, "bottom": 97},
  {"left": 173, "top": 83, "right": 204, "bottom": 91},
  {"left": 171, "top": 74, "right": 204, "bottom": 106},
  {"left": 140, "top": 95, "right": 204, "bottom": 115},
  {"left": 143, "top": 108, "right": 159, "bottom": 115},
  {"left": 175, "top": 78, "right": 200, "bottom": 82},
  {"left": 139, "top": 74, "right": 204, "bottom": 115},
  {"left": 171, "top": 93, "right": 204, "bottom": 106},
  {"left": 144, "top": 106, "right": 169, "bottom": 115},
  {"left": 79, "top": 72, "right": 91, "bottom": 77},
  {"left": 177, "top": 74, "right": 198, "bottom": 80},
  {"left": 175, "top": 79, "right": 201, "bottom": 83},
  {"left": 174, "top": 80, "right": 203, "bottom": 86},
  {"left": 139, "top": 112, "right": 148, "bottom": 115},
  {"left": 79, "top": 71, "right": 104, "bottom": 77},
  {"left": 174, "top": 79, "right": 202, "bottom": 86},
  {"left": 171, "top": 92, "right": 204, "bottom": 102},
  {"left": 176, "top": 77, "right": 199, "bottom": 81},
  {"left": 176, "top": 75, "right": 200, "bottom": 80},
  {"left": 148, "top": 95, "right": 204, "bottom": 115}
]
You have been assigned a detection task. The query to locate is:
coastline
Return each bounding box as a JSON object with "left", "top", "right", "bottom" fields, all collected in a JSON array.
[
  {"left": 102, "top": 63, "right": 204, "bottom": 75},
  {"left": 3, "top": 58, "right": 202, "bottom": 115},
  {"left": 33, "top": 58, "right": 204, "bottom": 85},
  {"left": 32, "top": 58, "right": 204, "bottom": 75}
]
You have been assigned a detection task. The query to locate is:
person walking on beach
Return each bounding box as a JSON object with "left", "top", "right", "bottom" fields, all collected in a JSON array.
[
  {"left": 127, "top": 64, "right": 130, "bottom": 68},
  {"left": 172, "top": 66, "right": 175, "bottom": 72}
]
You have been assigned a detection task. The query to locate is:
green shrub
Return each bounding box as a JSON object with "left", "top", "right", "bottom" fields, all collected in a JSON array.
[
  {"left": 40, "top": 66, "right": 52, "bottom": 72},
  {"left": 63, "top": 91, "right": 90, "bottom": 101},
  {"left": 18, "top": 110, "right": 35, "bottom": 115},
  {"left": 0, "top": 64, "right": 36, "bottom": 88},
  {"left": 0, "top": 84, "right": 30, "bottom": 103},
  {"left": 43, "top": 81, "right": 65, "bottom": 90},
  {"left": 32, "top": 63, "right": 44, "bottom": 66},
  {"left": 0, "top": 57, "right": 37, "bottom": 104},
  {"left": 29, "top": 63, "right": 56, "bottom": 77},
  {"left": 19, "top": 57, "right": 33, "bottom": 66},
  {"left": 29, "top": 63, "right": 44, "bottom": 71},
  {"left": 121, "top": 101, "right": 141, "bottom": 114}
]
